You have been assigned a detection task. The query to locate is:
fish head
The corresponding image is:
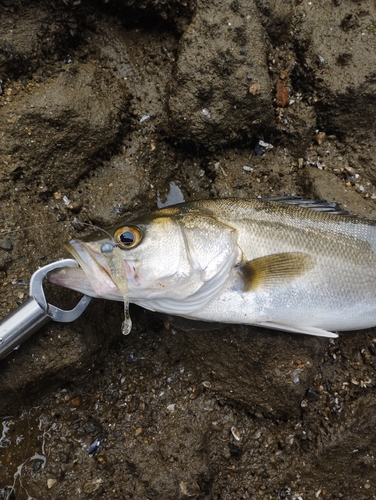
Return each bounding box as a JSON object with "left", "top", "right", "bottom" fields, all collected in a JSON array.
[{"left": 49, "top": 205, "right": 239, "bottom": 310}]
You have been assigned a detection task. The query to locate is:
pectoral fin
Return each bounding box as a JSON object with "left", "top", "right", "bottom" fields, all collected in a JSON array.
[
  {"left": 255, "top": 321, "right": 338, "bottom": 338},
  {"left": 238, "top": 252, "right": 313, "bottom": 291}
]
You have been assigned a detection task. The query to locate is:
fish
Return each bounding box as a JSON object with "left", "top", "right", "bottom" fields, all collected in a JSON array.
[{"left": 48, "top": 197, "right": 376, "bottom": 338}]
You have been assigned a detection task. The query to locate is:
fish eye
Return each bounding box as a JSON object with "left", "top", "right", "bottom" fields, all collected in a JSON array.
[{"left": 114, "top": 226, "right": 142, "bottom": 249}]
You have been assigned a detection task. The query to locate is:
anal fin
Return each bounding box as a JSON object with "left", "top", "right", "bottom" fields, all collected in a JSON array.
[{"left": 255, "top": 321, "right": 338, "bottom": 338}]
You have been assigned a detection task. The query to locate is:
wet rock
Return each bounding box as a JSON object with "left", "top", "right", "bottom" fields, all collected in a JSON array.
[
  {"left": 0, "top": 250, "right": 12, "bottom": 270},
  {"left": 301, "top": 167, "right": 376, "bottom": 219},
  {"left": 296, "top": 0, "right": 376, "bottom": 140},
  {"left": 159, "top": 326, "right": 325, "bottom": 419},
  {"left": 294, "top": 397, "right": 376, "bottom": 498},
  {"left": 168, "top": 0, "right": 273, "bottom": 149},
  {"left": 82, "top": 151, "right": 152, "bottom": 226},
  {"left": 0, "top": 4, "right": 69, "bottom": 78},
  {"left": 0, "top": 63, "right": 128, "bottom": 193},
  {"left": 1, "top": 1, "right": 376, "bottom": 498},
  {"left": 0, "top": 299, "right": 123, "bottom": 416},
  {"left": 103, "top": 0, "right": 195, "bottom": 33}
]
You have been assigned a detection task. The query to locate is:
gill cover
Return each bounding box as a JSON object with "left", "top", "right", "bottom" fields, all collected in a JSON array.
[{"left": 119, "top": 212, "right": 239, "bottom": 314}]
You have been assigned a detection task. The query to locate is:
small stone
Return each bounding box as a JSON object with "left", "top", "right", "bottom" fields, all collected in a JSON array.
[
  {"left": 97, "top": 455, "right": 107, "bottom": 466},
  {"left": 67, "top": 201, "right": 83, "bottom": 213},
  {"left": 305, "top": 388, "right": 318, "bottom": 401},
  {"left": 248, "top": 82, "right": 261, "bottom": 96},
  {"left": 275, "top": 81, "right": 289, "bottom": 107},
  {"left": 70, "top": 395, "right": 82, "bottom": 407},
  {"left": 47, "top": 479, "right": 57, "bottom": 489},
  {"left": 315, "top": 132, "right": 326, "bottom": 145},
  {"left": 279, "top": 70, "right": 288, "bottom": 80},
  {"left": 298, "top": 158, "right": 304, "bottom": 168},
  {"left": 0, "top": 240, "right": 13, "bottom": 251},
  {"left": 179, "top": 481, "right": 200, "bottom": 497},
  {"left": 364, "top": 482, "right": 371, "bottom": 489},
  {"left": 134, "top": 427, "right": 143, "bottom": 436}
]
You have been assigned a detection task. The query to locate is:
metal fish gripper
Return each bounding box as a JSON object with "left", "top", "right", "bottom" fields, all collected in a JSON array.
[{"left": 0, "top": 259, "right": 91, "bottom": 360}]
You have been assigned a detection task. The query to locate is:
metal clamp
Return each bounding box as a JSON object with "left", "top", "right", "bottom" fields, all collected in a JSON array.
[{"left": 0, "top": 259, "right": 92, "bottom": 360}]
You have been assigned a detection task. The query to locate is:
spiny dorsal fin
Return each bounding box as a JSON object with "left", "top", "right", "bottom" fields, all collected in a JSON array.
[
  {"left": 238, "top": 252, "right": 314, "bottom": 291},
  {"left": 264, "top": 196, "right": 350, "bottom": 215}
]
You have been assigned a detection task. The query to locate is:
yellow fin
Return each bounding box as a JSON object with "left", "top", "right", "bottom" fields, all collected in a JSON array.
[{"left": 238, "top": 252, "right": 313, "bottom": 291}]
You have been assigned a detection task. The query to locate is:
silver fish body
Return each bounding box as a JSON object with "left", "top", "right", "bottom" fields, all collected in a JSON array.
[{"left": 49, "top": 198, "right": 376, "bottom": 337}]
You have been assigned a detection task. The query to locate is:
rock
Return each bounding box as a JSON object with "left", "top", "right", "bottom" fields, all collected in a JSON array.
[
  {"left": 0, "top": 63, "right": 128, "bottom": 193},
  {"left": 0, "top": 240, "right": 13, "bottom": 251},
  {"left": 292, "top": 397, "right": 376, "bottom": 498},
  {"left": 47, "top": 478, "right": 57, "bottom": 489},
  {"left": 301, "top": 167, "right": 376, "bottom": 219},
  {"left": 157, "top": 326, "right": 325, "bottom": 419},
  {"left": 179, "top": 480, "right": 201, "bottom": 498},
  {"left": 296, "top": 0, "right": 376, "bottom": 140},
  {"left": 70, "top": 395, "right": 82, "bottom": 407},
  {"left": 168, "top": 0, "right": 273, "bottom": 149},
  {"left": 275, "top": 81, "right": 290, "bottom": 108},
  {"left": 314, "top": 131, "right": 326, "bottom": 145},
  {"left": 0, "top": 4, "right": 69, "bottom": 79},
  {"left": 0, "top": 299, "right": 123, "bottom": 417}
]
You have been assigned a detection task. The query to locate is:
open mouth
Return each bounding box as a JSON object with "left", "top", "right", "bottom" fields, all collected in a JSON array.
[{"left": 48, "top": 240, "right": 124, "bottom": 301}]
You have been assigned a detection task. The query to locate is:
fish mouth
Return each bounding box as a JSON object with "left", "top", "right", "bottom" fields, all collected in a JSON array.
[{"left": 48, "top": 239, "right": 125, "bottom": 301}]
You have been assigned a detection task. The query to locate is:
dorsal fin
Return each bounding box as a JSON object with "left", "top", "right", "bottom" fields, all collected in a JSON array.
[{"left": 263, "top": 196, "right": 350, "bottom": 215}]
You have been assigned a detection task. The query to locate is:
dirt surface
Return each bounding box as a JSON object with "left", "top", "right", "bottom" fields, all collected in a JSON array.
[{"left": 1, "top": 0, "right": 376, "bottom": 498}]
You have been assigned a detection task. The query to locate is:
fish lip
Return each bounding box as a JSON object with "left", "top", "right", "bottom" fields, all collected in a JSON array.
[{"left": 65, "top": 239, "right": 121, "bottom": 297}]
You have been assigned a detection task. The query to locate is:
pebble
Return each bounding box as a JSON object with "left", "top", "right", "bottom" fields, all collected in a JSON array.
[
  {"left": 275, "top": 81, "right": 290, "bottom": 107},
  {"left": 179, "top": 481, "right": 200, "bottom": 497},
  {"left": 67, "top": 201, "right": 83, "bottom": 213},
  {"left": 97, "top": 455, "right": 107, "bottom": 466},
  {"left": 0, "top": 240, "right": 13, "bottom": 251},
  {"left": 47, "top": 479, "right": 57, "bottom": 489},
  {"left": 315, "top": 132, "right": 326, "bottom": 145},
  {"left": 134, "top": 427, "right": 143, "bottom": 436},
  {"left": 345, "top": 166, "right": 355, "bottom": 175},
  {"left": 305, "top": 388, "right": 318, "bottom": 401},
  {"left": 70, "top": 395, "right": 82, "bottom": 407},
  {"left": 248, "top": 82, "right": 261, "bottom": 96}
]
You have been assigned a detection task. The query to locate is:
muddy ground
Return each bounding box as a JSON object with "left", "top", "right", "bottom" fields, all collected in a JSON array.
[{"left": 1, "top": 0, "right": 376, "bottom": 498}]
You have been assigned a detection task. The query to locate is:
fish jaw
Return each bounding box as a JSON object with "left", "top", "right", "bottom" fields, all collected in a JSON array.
[{"left": 48, "top": 239, "right": 132, "bottom": 301}]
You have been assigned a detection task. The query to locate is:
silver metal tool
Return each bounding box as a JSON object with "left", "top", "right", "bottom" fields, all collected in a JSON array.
[{"left": 0, "top": 259, "right": 92, "bottom": 360}]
